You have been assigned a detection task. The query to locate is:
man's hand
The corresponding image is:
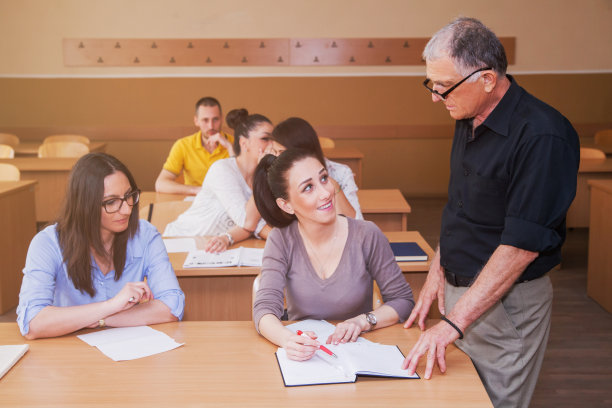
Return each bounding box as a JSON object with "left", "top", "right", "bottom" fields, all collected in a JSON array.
[
  {"left": 401, "top": 320, "right": 460, "bottom": 379},
  {"left": 404, "top": 248, "right": 445, "bottom": 331}
]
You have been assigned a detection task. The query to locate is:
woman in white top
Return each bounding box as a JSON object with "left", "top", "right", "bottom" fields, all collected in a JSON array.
[
  {"left": 163, "top": 109, "right": 272, "bottom": 252},
  {"left": 268, "top": 117, "right": 363, "bottom": 219}
]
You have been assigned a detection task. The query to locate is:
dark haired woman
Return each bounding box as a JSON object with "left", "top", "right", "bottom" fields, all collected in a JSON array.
[
  {"left": 269, "top": 117, "right": 362, "bottom": 219},
  {"left": 164, "top": 108, "right": 272, "bottom": 252},
  {"left": 252, "top": 149, "right": 414, "bottom": 361},
  {"left": 17, "top": 153, "right": 185, "bottom": 339}
]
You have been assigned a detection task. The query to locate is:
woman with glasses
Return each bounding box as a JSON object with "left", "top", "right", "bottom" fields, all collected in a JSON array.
[{"left": 17, "top": 153, "right": 185, "bottom": 339}]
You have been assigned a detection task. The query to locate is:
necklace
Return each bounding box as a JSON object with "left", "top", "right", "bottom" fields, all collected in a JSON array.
[{"left": 300, "top": 219, "right": 340, "bottom": 280}]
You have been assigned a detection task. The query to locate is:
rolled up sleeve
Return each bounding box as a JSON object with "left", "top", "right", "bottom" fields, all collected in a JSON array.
[
  {"left": 501, "top": 134, "right": 579, "bottom": 252},
  {"left": 142, "top": 224, "right": 185, "bottom": 320}
]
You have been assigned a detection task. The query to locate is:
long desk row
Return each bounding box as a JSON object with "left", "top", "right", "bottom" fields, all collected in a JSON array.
[
  {"left": 167, "top": 231, "right": 435, "bottom": 321},
  {"left": 0, "top": 321, "right": 492, "bottom": 407},
  {"left": 140, "top": 188, "right": 411, "bottom": 233}
]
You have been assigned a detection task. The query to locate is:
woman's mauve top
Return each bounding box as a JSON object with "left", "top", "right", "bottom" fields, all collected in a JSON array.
[{"left": 253, "top": 217, "right": 414, "bottom": 331}]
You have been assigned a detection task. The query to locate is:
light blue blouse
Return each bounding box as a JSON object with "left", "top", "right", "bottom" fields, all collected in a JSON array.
[{"left": 17, "top": 220, "right": 185, "bottom": 335}]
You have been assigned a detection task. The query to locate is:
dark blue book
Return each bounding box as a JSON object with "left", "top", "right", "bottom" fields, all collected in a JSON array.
[{"left": 389, "top": 242, "right": 428, "bottom": 262}]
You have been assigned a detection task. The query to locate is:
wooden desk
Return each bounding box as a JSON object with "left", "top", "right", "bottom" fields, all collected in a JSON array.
[
  {"left": 357, "top": 189, "right": 411, "bottom": 231},
  {"left": 324, "top": 147, "right": 364, "bottom": 187},
  {"left": 567, "top": 157, "right": 612, "bottom": 228},
  {"left": 0, "top": 157, "right": 78, "bottom": 222},
  {"left": 0, "top": 181, "right": 37, "bottom": 314},
  {"left": 168, "top": 231, "right": 433, "bottom": 321},
  {"left": 13, "top": 141, "right": 107, "bottom": 157},
  {"left": 587, "top": 179, "right": 612, "bottom": 313},
  {"left": 0, "top": 321, "right": 491, "bottom": 407}
]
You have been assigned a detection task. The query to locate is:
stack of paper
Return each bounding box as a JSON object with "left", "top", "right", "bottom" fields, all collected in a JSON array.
[
  {"left": 0, "top": 344, "right": 29, "bottom": 379},
  {"left": 77, "top": 326, "right": 183, "bottom": 361}
]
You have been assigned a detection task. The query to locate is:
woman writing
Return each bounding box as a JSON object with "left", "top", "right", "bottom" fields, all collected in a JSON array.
[
  {"left": 164, "top": 109, "right": 272, "bottom": 252},
  {"left": 269, "top": 117, "right": 362, "bottom": 219},
  {"left": 252, "top": 149, "right": 414, "bottom": 361},
  {"left": 17, "top": 153, "right": 185, "bottom": 339}
]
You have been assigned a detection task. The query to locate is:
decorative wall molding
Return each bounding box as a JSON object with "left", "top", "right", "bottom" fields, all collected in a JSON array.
[{"left": 64, "top": 37, "right": 516, "bottom": 67}]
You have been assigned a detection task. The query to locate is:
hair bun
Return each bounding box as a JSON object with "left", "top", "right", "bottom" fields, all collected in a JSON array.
[{"left": 225, "top": 108, "right": 249, "bottom": 130}]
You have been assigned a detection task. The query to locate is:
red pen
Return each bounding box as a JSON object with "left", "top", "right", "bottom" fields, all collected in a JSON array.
[{"left": 296, "top": 330, "right": 338, "bottom": 358}]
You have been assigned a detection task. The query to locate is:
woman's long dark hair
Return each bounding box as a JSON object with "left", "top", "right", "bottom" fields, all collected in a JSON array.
[
  {"left": 56, "top": 153, "right": 139, "bottom": 297},
  {"left": 253, "top": 149, "right": 322, "bottom": 228},
  {"left": 271, "top": 117, "right": 325, "bottom": 165},
  {"left": 225, "top": 108, "right": 271, "bottom": 156}
]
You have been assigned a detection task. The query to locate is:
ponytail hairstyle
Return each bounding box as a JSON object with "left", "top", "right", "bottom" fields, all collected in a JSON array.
[
  {"left": 271, "top": 117, "right": 325, "bottom": 165},
  {"left": 225, "top": 108, "right": 272, "bottom": 156},
  {"left": 253, "top": 148, "right": 323, "bottom": 228},
  {"left": 56, "top": 153, "right": 140, "bottom": 297}
]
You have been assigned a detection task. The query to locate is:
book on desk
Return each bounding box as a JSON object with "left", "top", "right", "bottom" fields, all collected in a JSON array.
[
  {"left": 389, "top": 242, "right": 428, "bottom": 262},
  {"left": 275, "top": 320, "right": 419, "bottom": 387},
  {"left": 0, "top": 344, "right": 29, "bottom": 379}
]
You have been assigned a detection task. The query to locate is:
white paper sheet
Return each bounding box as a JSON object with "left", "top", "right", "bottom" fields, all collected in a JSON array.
[
  {"left": 0, "top": 344, "right": 29, "bottom": 379},
  {"left": 77, "top": 326, "right": 184, "bottom": 361},
  {"left": 183, "top": 196, "right": 195, "bottom": 202},
  {"left": 163, "top": 238, "right": 197, "bottom": 253}
]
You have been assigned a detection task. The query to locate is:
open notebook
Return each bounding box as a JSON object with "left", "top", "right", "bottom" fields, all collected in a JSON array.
[
  {"left": 0, "top": 344, "right": 29, "bottom": 379},
  {"left": 183, "top": 247, "right": 264, "bottom": 268},
  {"left": 275, "top": 320, "right": 419, "bottom": 386}
]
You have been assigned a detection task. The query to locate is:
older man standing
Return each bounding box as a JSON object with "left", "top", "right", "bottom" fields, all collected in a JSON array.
[{"left": 402, "top": 17, "right": 579, "bottom": 407}]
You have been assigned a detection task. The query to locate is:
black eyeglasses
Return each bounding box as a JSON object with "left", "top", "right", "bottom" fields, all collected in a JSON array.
[
  {"left": 102, "top": 189, "right": 140, "bottom": 214},
  {"left": 423, "top": 67, "right": 492, "bottom": 100}
]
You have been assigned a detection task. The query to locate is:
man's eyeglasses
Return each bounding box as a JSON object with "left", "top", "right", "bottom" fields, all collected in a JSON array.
[
  {"left": 423, "top": 67, "right": 491, "bottom": 101},
  {"left": 102, "top": 189, "right": 140, "bottom": 214}
]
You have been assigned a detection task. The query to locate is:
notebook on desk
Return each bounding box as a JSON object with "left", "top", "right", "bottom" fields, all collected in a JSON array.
[
  {"left": 275, "top": 320, "right": 419, "bottom": 387},
  {"left": 389, "top": 242, "right": 428, "bottom": 262},
  {"left": 0, "top": 344, "right": 29, "bottom": 379}
]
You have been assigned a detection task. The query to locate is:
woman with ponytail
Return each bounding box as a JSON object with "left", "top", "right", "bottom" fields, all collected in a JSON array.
[
  {"left": 164, "top": 108, "right": 273, "bottom": 252},
  {"left": 252, "top": 149, "right": 414, "bottom": 361}
]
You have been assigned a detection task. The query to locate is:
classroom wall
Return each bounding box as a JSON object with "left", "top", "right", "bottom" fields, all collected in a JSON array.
[{"left": 1, "top": 1, "right": 611, "bottom": 196}]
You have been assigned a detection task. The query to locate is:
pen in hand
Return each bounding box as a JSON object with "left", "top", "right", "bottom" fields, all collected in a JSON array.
[{"left": 297, "top": 330, "right": 338, "bottom": 358}]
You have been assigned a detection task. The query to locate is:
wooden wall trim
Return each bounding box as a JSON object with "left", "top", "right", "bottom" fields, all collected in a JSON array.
[{"left": 3, "top": 122, "right": 610, "bottom": 143}]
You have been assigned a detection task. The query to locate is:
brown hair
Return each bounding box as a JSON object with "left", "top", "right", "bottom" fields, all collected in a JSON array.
[
  {"left": 56, "top": 153, "right": 139, "bottom": 297},
  {"left": 253, "top": 149, "right": 323, "bottom": 228},
  {"left": 225, "top": 108, "right": 272, "bottom": 156},
  {"left": 271, "top": 117, "right": 325, "bottom": 165}
]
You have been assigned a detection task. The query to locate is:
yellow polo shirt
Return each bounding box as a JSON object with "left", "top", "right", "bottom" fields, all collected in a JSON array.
[{"left": 163, "top": 131, "right": 234, "bottom": 186}]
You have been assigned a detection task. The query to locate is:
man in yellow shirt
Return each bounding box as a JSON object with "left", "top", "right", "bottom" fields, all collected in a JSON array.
[{"left": 155, "top": 97, "right": 234, "bottom": 195}]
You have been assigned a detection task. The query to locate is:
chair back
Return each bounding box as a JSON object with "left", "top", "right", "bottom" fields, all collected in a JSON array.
[
  {"left": 318, "top": 136, "right": 335, "bottom": 148},
  {"left": 0, "top": 144, "right": 15, "bottom": 158},
  {"left": 594, "top": 129, "right": 612, "bottom": 145},
  {"left": 43, "top": 134, "right": 90, "bottom": 145},
  {"left": 38, "top": 141, "right": 90, "bottom": 158},
  {"left": 580, "top": 147, "right": 606, "bottom": 161},
  {"left": 139, "top": 200, "right": 192, "bottom": 233},
  {"left": 0, "top": 133, "right": 19, "bottom": 147},
  {"left": 0, "top": 163, "right": 20, "bottom": 181}
]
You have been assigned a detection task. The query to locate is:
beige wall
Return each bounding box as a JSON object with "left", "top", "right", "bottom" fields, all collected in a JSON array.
[
  {"left": 0, "top": 0, "right": 611, "bottom": 75},
  {"left": 1, "top": 1, "right": 611, "bottom": 195}
]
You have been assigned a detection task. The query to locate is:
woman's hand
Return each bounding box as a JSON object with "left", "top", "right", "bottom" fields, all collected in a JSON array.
[
  {"left": 204, "top": 234, "right": 230, "bottom": 253},
  {"left": 282, "top": 331, "right": 320, "bottom": 361},
  {"left": 110, "top": 281, "right": 152, "bottom": 313},
  {"left": 326, "top": 315, "right": 369, "bottom": 345}
]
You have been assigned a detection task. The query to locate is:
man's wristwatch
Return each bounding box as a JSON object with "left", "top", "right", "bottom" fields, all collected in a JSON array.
[{"left": 364, "top": 312, "right": 377, "bottom": 332}]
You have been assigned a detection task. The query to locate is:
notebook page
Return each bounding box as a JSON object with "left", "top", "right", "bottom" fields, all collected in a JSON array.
[
  {"left": 0, "top": 344, "right": 29, "bottom": 379},
  {"left": 276, "top": 348, "right": 355, "bottom": 386}
]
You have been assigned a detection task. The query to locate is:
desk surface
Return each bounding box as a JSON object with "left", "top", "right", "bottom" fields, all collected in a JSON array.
[
  {"left": 357, "top": 189, "right": 411, "bottom": 213},
  {"left": 579, "top": 157, "right": 612, "bottom": 173},
  {"left": 0, "top": 321, "right": 491, "bottom": 407},
  {"left": 0, "top": 157, "right": 78, "bottom": 171},
  {"left": 168, "top": 230, "right": 433, "bottom": 277},
  {"left": 0, "top": 180, "right": 37, "bottom": 197},
  {"left": 14, "top": 141, "right": 107, "bottom": 156}
]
